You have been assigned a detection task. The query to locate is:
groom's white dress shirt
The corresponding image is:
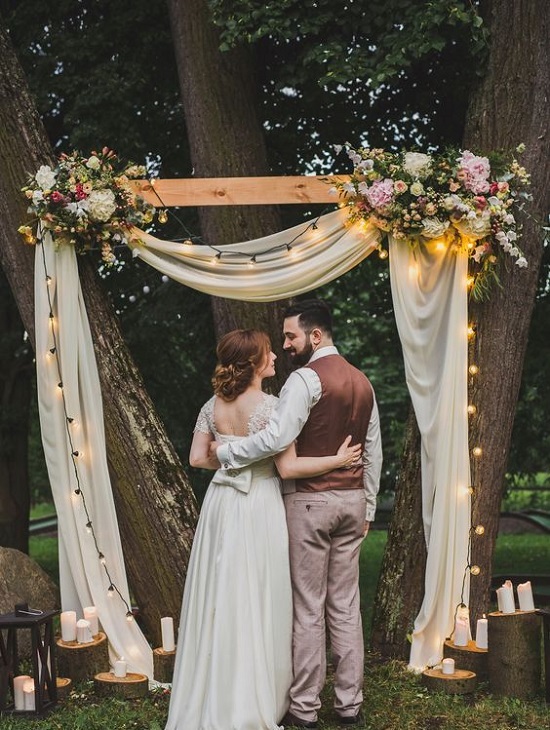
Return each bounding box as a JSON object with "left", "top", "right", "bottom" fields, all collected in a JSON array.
[{"left": 216, "top": 346, "right": 383, "bottom": 521}]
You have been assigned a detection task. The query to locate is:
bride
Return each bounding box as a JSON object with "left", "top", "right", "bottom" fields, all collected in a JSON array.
[{"left": 164, "top": 329, "right": 361, "bottom": 730}]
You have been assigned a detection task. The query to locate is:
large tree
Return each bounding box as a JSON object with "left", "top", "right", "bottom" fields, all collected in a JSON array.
[{"left": 0, "top": 19, "right": 197, "bottom": 646}]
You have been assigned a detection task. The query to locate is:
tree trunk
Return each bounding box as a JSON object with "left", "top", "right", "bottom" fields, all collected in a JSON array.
[
  {"left": 463, "top": 0, "right": 550, "bottom": 624},
  {"left": 0, "top": 270, "right": 33, "bottom": 552},
  {"left": 0, "top": 20, "right": 198, "bottom": 646},
  {"left": 371, "top": 406, "right": 426, "bottom": 657},
  {"left": 371, "top": 0, "right": 549, "bottom": 654},
  {"left": 167, "top": 0, "right": 292, "bottom": 388}
]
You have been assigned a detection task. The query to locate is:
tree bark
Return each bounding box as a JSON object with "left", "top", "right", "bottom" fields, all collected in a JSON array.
[
  {"left": 463, "top": 0, "right": 550, "bottom": 624},
  {"left": 371, "top": 0, "right": 549, "bottom": 656},
  {"left": 0, "top": 20, "right": 198, "bottom": 646},
  {"left": 167, "top": 0, "right": 292, "bottom": 388}
]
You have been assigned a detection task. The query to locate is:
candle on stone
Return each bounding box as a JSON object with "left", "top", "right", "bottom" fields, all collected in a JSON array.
[
  {"left": 13, "top": 675, "right": 31, "bottom": 711},
  {"left": 83, "top": 606, "right": 99, "bottom": 636},
  {"left": 76, "top": 618, "right": 93, "bottom": 644},
  {"left": 475, "top": 615, "right": 488, "bottom": 649},
  {"left": 496, "top": 580, "right": 515, "bottom": 614},
  {"left": 60, "top": 610, "right": 77, "bottom": 642},
  {"left": 517, "top": 581, "right": 535, "bottom": 611},
  {"left": 23, "top": 680, "right": 35, "bottom": 711},
  {"left": 161, "top": 616, "right": 175, "bottom": 652},
  {"left": 442, "top": 658, "right": 455, "bottom": 675},
  {"left": 453, "top": 617, "right": 469, "bottom": 647},
  {"left": 114, "top": 658, "right": 127, "bottom": 678}
]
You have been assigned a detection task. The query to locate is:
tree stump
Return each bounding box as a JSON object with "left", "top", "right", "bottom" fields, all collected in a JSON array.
[
  {"left": 153, "top": 647, "right": 176, "bottom": 683},
  {"left": 487, "top": 611, "right": 542, "bottom": 698},
  {"left": 93, "top": 672, "right": 149, "bottom": 699},
  {"left": 56, "top": 677, "right": 72, "bottom": 702},
  {"left": 443, "top": 639, "right": 488, "bottom": 681},
  {"left": 422, "top": 668, "right": 477, "bottom": 694},
  {"left": 56, "top": 631, "right": 109, "bottom": 683}
]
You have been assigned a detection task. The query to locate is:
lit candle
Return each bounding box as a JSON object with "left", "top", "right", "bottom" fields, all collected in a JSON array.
[
  {"left": 60, "top": 610, "right": 77, "bottom": 642},
  {"left": 114, "top": 659, "right": 127, "bottom": 678},
  {"left": 496, "top": 580, "right": 515, "bottom": 614},
  {"left": 453, "top": 617, "right": 469, "bottom": 647},
  {"left": 441, "top": 658, "right": 455, "bottom": 675},
  {"left": 13, "top": 675, "right": 31, "bottom": 711},
  {"left": 517, "top": 581, "right": 535, "bottom": 611},
  {"left": 23, "top": 680, "right": 35, "bottom": 711},
  {"left": 475, "top": 616, "right": 488, "bottom": 649},
  {"left": 76, "top": 619, "right": 93, "bottom": 644},
  {"left": 161, "top": 616, "right": 175, "bottom": 652},
  {"left": 83, "top": 606, "right": 99, "bottom": 636}
]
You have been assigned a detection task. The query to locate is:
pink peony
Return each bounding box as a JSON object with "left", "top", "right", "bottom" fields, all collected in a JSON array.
[
  {"left": 364, "top": 178, "right": 394, "bottom": 210},
  {"left": 457, "top": 150, "right": 491, "bottom": 194}
]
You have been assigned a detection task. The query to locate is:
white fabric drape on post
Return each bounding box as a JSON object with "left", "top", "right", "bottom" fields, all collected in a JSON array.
[
  {"left": 35, "top": 234, "right": 154, "bottom": 678},
  {"left": 389, "top": 236, "right": 471, "bottom": 670}
]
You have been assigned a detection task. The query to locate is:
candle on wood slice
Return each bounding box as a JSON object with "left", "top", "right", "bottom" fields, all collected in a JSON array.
[
  {"left": 76, "top": 619, "right": 93, "bottom": 644},
  {"left": 517, "top": 581, "right": 535, "bottom": 611},
  {"left": 161, "top": 617, "right": 175, "bottom": 652},
  {"left": 475, "top": 616, "right": 488, "bottom": 649},
  {"left": 60, "top": 610, "right": 77, "bottom": 642},
  {"left": 83, "top": 606, "right": 99, "bottom": 636},
  {"left": 13, "top": 675, "right": 31, "bottom": 711},
  {"left": 453, "top": 618, "right": 469, "bottom": 647},
  {"left": 114, "top": 659, "right": 127, "bottom": 678},
  {"left": 23, "top": 680, "right": 35, "bottom": 711},
  {"left": 496, "top": 580, "right": 515, "bottom": 614},
  {"left": 442, "top": 658, "right": 455, "bottom": 675}
]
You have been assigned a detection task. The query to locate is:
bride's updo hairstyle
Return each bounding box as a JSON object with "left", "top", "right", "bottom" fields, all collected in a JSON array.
[{"left": 212, "top": 329, "right": 271, "bottom": 401}]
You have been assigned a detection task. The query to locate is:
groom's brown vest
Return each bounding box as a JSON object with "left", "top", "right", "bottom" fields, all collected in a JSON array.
[{"left": 295, "top": 354, "right": 374, "bottom": 492}]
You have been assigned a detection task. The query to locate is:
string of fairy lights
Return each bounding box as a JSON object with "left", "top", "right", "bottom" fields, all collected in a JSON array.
[{"left": 39, "top": 223, "right": 135, "bottom": 623}]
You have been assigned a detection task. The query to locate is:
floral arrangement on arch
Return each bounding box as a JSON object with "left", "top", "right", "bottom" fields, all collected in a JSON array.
[
  {"left": 330, "top": 144, "right": 531, "bottom": 299},
  {"left": 19, "top": 148, "right": 155, "bottom": 264}
]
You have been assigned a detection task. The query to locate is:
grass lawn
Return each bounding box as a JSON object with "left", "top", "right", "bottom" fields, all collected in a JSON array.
[{"left": 10, "top": 529, "right": 548, "bottom": 729}]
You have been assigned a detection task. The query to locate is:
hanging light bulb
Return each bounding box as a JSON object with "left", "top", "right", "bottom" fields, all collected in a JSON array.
[
  {"left": 472, "top": 446, "right": 483, "bottom": 458},
  {"left": 158, "top": 209, "right": 168, "bottom": 224},
  {"left": 107, "top": 585, "right": 115, "bottom": 598},
  {"left": 378, "top": 248, "right": 389, "bottom": 260},
  {"left": 99, "top": 553, "right": 106, "bottom": 565},
  {"left": 126, "top": 611, "right": 134, "bottom": 622},
  {"left": 470, "top": 565, "right": 481, "bottom": 576},
  {"left": 474, "top": 524, "right": 485, "bottom": 535},
  {"left": 467, "top": 404, "right": 477, "bottom": 415},
  {"left": 468, "top": 364, "right": 479, "bottom": 375}
]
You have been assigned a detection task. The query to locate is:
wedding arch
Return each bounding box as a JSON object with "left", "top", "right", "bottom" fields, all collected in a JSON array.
[{"left": 30, "top": 148, "right": 528, "bottom": 677}]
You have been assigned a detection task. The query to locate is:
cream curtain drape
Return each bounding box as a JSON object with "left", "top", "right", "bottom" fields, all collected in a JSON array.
[{"left": 35, "top": 208, "right": 470, "bottom": 675}]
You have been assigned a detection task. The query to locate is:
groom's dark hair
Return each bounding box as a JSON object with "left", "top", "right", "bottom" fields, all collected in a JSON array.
[{"left": 284, "top": 299, "right": 333, "bottom": 337}]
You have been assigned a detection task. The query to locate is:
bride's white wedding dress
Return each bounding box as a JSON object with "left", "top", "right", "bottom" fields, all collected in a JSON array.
[{"left": 164, "top": 393, "right": 292, "bottom": 730}]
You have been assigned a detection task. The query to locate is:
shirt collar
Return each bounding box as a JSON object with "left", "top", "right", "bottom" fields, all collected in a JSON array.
[{"left": 309, "top": 345, "right": 338, "bottom": 363}]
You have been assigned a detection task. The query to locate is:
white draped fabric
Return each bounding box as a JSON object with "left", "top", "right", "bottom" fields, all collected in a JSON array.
[
  {"left": 389, "top": 236, "right": 471, "bottom": 670},
  {"left": 34, "top": 207, "right": 470, "bottom": 676}
]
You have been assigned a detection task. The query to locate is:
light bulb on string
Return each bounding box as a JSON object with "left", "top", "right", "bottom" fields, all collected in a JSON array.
[
  {"left": 467, "top": 325, "right": 476, "bottom": 339},
  {"left": 470, "top": 565, "right": 481, "bottom": 576},
  {"left": 85, "top": 521, "right": 93, "bottom": 534},
  {"left": 107, "top": 585, "right": 115, "bottom": 599},
  {"left": 378, "top": 248, "right": 389, "bottom": 260},
  {"left": 468, "top": 364, "right": 479, "bottom": 376},
  {"left": 474, "top": 524, "right": 485, "bottom": 535},
  {"left": 472, "top": 446, "right": 483, "bottom": 458},
  {"left": 157, "top": 209, "right": 168, "bottom": 224},
  {"left": 126, "top": 611, "right": 134, "bottom": 622},
  {"left": 467, "top": 404, "right": 477, "bottom": 415},
  {"left": 99, "top": 553, "right": 106, "bottom": 565}
]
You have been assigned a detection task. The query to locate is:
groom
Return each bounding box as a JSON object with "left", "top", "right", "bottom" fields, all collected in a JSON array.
[{"left": 215, "top": 299, "right": 382, "bottom": 728}]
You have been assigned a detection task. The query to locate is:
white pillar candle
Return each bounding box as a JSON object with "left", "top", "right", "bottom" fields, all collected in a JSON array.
[
  {"left": 76, "top": 618, "right": 93, "bottom": 644},
  {"left": 517, "top": 581, "right": 535, "bottom": 611},
  {"left": 161, "top": 616, "right": 175, "bottom": 652},
  {"left": 60, "top": 610, "right": 77, "bottom": 642},
  {"left": 496, "top": 580, "right": 515, "bottom": 614},
  {"left": 23, "top": 680, "right": 35, "bottom": 711},
  {"left": 453, "top": 617, "right": 469, "bottom": 647},
  {"left": 475, "top": 616, "right": 488, "bottom": 649},
  {"left": 114, "top": 659, "right": 127, "bottom": 678},
  {"left": 441, "top": 658, "right": 455, "bottom": 675},
  {"left": 13, "top": 675, "right": 31, "bottom": 711},
  {"left": 83, "top": 606, "right": 99, "bottom": 636}
]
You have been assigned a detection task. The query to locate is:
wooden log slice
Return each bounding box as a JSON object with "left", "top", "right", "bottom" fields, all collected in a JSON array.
[
  {"left": 153, "top": 647, "right": 176, "bottom": 684},
  {"left": 422, "top": 668, "right": 477, "bottom": 694},
  {"left": 93, "top": 672, "right": 149, "bottom": 700},
  {"left": 487, "top": 611, "right": 542, "bottom": 699},
  {"left": 56, "top": 677, "right": 72, "bottom": 702},
  {"left": 56, "top": 631, "right": 109, "bottom": 683},
  {"left": 443, "top": 639, "right": 488, "bottom": 681}
]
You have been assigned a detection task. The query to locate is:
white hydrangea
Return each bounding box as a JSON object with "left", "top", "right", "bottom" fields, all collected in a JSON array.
[
  {"left": 85, "top": 189, "right": 117, "bottom": 222},
  {"left": 35, "top": 165, "right": 57, "bottom": 190}
]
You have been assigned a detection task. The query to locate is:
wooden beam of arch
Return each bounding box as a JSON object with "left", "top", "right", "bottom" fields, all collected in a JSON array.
[{"left": 127, "top": 175, "right": 351, "bottom": 207}]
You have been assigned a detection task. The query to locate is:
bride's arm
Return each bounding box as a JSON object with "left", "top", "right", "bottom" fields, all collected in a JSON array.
[
  {"left": 274, "top": 436, "right": 361, "bottom": 479},
  {"left": 190, "top": 430, "right": 220, "bottom": 470}
]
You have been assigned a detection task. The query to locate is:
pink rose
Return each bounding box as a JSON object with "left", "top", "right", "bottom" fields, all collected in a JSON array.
[
  {"left": 457, "top": 150, "right": 491, "bottom": 194},
  {"left": 364, "top": 178, "right": 394, "bottom": 210}
]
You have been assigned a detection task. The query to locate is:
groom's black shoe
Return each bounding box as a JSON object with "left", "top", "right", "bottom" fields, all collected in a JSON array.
[
  {"left": 282, "top": 711, "right": 318, "bottom": 729},
  {"left": 335, "top": 711, "right": 364, "bottom": 725}
]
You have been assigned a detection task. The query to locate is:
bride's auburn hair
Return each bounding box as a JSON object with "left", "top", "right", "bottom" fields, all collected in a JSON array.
[{"left": 212, "top": 329, "right": 271, "bottom": 401}]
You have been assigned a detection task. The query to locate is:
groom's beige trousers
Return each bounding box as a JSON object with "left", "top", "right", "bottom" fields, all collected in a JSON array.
[{"left": 284, "top": 488, "right": 366, "bottom": 722}]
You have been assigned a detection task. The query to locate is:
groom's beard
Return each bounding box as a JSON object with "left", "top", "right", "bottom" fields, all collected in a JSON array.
[{"left": 287, "top": 338, "right": 314, "bottom": 369}]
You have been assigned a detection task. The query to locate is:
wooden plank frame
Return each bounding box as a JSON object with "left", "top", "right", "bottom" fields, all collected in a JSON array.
[{"left": 127, "top": 175, "right": 351, "bottom": 208}]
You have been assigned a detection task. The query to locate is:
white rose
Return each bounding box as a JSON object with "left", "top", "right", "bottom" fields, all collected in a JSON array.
[
  {"left": 421, "top": 217, "right": 450, "bottom": 239},
  {"left": 86, "top": 155, "right": 101, "bottom": 170},
  {"left": 403, "top": 152, "right": 432, "bottom": 179},
  {"left": 85, "top": 189, "right": 117, "bottom": 222},
  {"left": 35, "top": 165, "right": 57, "bottom": 190},
  {"left": 410, "top": 181, "right": 424, "bottom": 196}
]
